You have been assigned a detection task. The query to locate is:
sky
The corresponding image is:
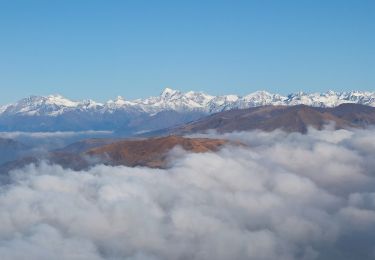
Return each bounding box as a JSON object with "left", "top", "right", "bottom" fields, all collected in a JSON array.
[{"left": 0, "top": 0, "right": 374, "bottom": 104}]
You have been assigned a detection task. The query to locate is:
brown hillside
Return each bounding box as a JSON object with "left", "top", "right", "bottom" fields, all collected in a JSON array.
[{"left": 86, "top": 136, "right": 229, "bottom": 168}]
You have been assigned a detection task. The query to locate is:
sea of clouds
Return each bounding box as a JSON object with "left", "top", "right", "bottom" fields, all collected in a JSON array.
[{"left": 0, "top": 128, "right": 374, "bottom": 260}]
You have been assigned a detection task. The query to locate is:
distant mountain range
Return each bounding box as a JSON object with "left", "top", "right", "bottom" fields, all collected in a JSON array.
[
  {"left": 3, "top": 101, "right": 375, "bottom": 172},
  {"left": 1, "top": 102, "right": 374, "bottom": 173},
  {"left": 0, "top": 88, "right": 374, "bottom": 133}
]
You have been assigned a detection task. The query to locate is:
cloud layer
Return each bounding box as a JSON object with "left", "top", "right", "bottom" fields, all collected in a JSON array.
[
  {"left": 0, "top": 130, "right": 114, "bottom": 154},
  {"left": 1, "top": 128, "right": 375, "bottom": 260},
  {"left": 0, "top": 130, "right": 113, "bottom": 139}
]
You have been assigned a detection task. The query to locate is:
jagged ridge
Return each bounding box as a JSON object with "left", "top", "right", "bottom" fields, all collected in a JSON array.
[{"left": 1, "top": 88, "right": 374, "bottom": 117}]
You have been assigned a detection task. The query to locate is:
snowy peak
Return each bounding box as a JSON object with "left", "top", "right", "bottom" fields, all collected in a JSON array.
[
  {"left": 1, "top": 89, "right": 374, "bottom": 117},
  {"left": 242, "top": 91, "right": 284, "bottom": 105},
  {"left": 44, "top": 94, "right": 78, "bottom": 107},
  {"left": 286, "top": 91, "right": 375, "bottom": 107},
  {"left": 160, "top": 88, "right": 180, "bottom": 99},
  {"left": 1, "top": 94, "right": 104, "bottom": 116},
  {"left": 1, "top": 95, "right": 78, "bottom": 116}
]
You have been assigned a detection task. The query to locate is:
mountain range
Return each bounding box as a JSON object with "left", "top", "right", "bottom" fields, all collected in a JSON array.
[
  {"left": 0, "top": 100, "right": 374, "bottom": 172},
  {"left": 0, "top": 88, "right": 374, "bottom": 133},
  {"left": 3, "top": 101, "right": 374, "bottom": 172}
]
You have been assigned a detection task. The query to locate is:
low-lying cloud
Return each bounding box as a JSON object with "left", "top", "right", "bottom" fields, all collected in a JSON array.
[
  {"left": 1, "top": 128, "right": 375, "bottom": 260},
  {"left": 0, "top": 130, "right": 115, "bottom": 153},
  {"left": 0, "top": 130, "right": 113, "bottom": 139}
]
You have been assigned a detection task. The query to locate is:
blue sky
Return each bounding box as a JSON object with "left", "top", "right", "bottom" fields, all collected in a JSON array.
[{"left": 0, "top": 0, "right": 374, "bottom": 104}]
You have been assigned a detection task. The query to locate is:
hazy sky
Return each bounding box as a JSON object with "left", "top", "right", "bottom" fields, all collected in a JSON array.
[{"left": 0, "top": 0, "right": 374, "bottom": 104}]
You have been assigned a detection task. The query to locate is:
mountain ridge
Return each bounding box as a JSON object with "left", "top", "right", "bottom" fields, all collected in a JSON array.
[
  {"left": 1, "top": 88, "right": 374, "bottom": 117},
  {"left": 1, "top": 88, "right": 374, "bottom": 133}
]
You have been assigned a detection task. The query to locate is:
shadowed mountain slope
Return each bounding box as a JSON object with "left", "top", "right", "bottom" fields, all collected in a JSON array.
[
  {"left": 158, "top": 104, "right": 375, "bottom": 135},
  {"left": 0, "top": 137, "right": 30, "bottom": 164}
]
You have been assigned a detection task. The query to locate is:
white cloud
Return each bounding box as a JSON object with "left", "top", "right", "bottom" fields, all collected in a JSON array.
[
  {"left": 0, "top": 128, "right": 375, "bottom": 259},
  {"left": 0, "top": 130, "right": 113, "bottom": 139}
]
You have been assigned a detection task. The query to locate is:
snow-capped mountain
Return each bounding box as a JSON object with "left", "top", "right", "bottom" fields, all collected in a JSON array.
[
  {"left": 0, "top": 95, "right": 103, "bottom": 116},
  {"left": 1, "top": 88, "right": 374, "bottom": 117},
  {"left": 0, "top": 88, "right": 373, "bottom": 133}
]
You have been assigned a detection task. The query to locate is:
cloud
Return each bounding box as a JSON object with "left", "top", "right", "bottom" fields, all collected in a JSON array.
[
  {"left": 0, "top": 128, "right": 375, "bottom": 259},
  {"left": 0, "top": 130, "right": 113, "bottom": 139},
  {"left": 0, "top": 130, "right": 115, "bottom": 154}
]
